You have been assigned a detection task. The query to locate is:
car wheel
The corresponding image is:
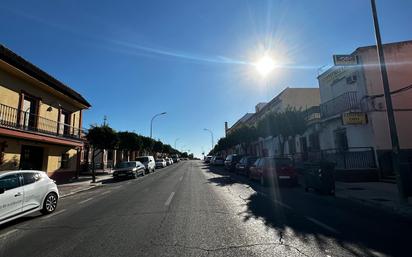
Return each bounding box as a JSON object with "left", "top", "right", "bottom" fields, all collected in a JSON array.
[
  {"left": 142, "top": 169, "right": 146, "bottom": 176},
  {"left": 41, "top": 192, "right": 58, "bottom": 215},
  {"left": 133, "top": 172, "right": 138, "bottom": 179}
]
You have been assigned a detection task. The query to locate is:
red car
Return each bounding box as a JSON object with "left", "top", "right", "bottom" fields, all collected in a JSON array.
[{"left": 249, "top": 157, "right": 298, "bottom": 186}]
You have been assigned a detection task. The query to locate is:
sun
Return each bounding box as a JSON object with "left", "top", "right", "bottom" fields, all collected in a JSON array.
[{"left": 254, "top": 55, "right": 276, "bottom": 77}]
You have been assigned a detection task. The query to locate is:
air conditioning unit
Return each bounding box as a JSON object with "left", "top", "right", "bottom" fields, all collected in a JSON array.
[{"left": 346, "top": 75, "right": 357, "bottom": 84}]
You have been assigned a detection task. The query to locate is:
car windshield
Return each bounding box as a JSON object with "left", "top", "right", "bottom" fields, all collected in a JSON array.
[
  {"left": 117, "top": 162, "right": 135, "bottom": 168},
  {"left": 2, "top": 1, "right": 411, "bottom": 256}
]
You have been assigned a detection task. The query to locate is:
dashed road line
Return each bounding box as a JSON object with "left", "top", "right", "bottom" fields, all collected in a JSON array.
[
  {"left": 40, "top": 209, "right": 66, "bottom": 219},
  {"left": 306, "top": 217, "right": 340, "bottom": 234},
  {"left": 0, "top": 228, "right": 18, "bottom": 239},
  {"left": 165, "top": 192, "right": 175, "bottom": 206},
  {"left": 101, "top": 190, "right": 111, "bottom": 195},
  {"left": 79, "top": 197, "right": 94, "bottom": 204}
]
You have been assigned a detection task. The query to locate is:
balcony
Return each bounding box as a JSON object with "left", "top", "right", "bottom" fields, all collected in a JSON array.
[
  {"left": 320, "top": 91, "right": 360, "bottom": 118},
  {"left": 305, "top": 106, "right": 321, "bottom": 124},
  {"left": 0, "top": 103, "right": 85, "bottom": 141}
]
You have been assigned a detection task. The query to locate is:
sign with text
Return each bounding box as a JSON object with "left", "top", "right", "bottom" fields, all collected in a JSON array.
[
  {"left": 333, "top": 55, "right": 358, "bottom": 66},
  {"left": 342, "top": 112, "right": 367, "bottom": 125}
]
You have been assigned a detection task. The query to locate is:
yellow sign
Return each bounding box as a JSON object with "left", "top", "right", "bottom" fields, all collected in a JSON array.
[{"left": 342, "top": 112, "right": 367, "bottom": 125}]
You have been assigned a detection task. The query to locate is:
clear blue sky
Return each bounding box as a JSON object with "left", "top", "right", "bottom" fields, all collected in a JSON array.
[{"left": 1, "top": 0, "right": 411, "bottom": 157}]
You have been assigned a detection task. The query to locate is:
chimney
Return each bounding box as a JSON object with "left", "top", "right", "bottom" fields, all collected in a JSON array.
[{"left": 224, "top": 122, "right": 228, "bottom": 136}]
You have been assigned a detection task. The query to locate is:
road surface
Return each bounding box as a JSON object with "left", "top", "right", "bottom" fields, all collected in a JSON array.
[{"left": 0, "top": 161, "right": 410, "bottom": 257}]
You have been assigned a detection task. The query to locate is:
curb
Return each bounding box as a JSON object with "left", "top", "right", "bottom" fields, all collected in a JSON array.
[{"left": 59, "top": 177, "right": 111, "bottom": 198}]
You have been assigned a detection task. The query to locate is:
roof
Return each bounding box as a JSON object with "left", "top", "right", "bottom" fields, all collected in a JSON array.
[
  {"left": 0, "top": 44, "right": 91, "bottom": 108},
  {"left": 227, "top": 113, "right": 254, "bottom": 132}
]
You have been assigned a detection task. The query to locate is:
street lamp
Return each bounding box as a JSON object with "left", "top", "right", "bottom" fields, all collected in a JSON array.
[
  {"left": 150, "top": 112, "right": 166, "bottom": 139},
  {"left": 203, "top": 128, "right": 214, "bottom": 150}
]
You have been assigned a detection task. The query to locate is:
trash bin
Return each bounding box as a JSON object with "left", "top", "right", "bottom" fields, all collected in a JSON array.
[{"left": 303, "top": 161, "right": 335, "bottom": 195}]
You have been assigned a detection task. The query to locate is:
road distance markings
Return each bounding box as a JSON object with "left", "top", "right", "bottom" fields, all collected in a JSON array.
[
  {"left": 79, "top": 197, "right": 94, "bottom": 204},
  {"left": 306, "top": 217, "right": 339, "bottom": 234},
  {"left": 165, "top": 192, "right": 175, "bottom": 206},
  {"left": 0, "top": 229, "right": 18, "bottom": 239}
]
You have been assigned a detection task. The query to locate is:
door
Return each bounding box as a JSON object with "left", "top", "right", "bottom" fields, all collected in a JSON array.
[
  {"left": 22, "top": 97, "right": 38, "bottom": 129},
  {"left": 21, "top": 172, "right": 43, "bottom": 212},
  {"left": 0, "top": 174, "right": 24, "bottom": 222},
  {"left": 20, "top": 145, "right": 44, "bottom": 170}
]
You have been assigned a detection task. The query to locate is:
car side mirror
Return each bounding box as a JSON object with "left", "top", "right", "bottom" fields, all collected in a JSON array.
[{"left": 0, "top": 188, "right": 5, "bottom": 194}]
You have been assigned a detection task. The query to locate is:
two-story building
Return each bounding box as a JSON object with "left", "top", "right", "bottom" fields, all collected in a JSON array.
[
  {"left": 0, "top": 45, "right": 91, "bottom": 181},
  {"left": 316, "top": 40, "right": 412, "bottom": 181}
]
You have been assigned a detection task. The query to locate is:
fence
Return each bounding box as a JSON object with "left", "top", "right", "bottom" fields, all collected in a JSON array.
[{"left": 306, "top": 147, "right": 377, "bottom": 169}]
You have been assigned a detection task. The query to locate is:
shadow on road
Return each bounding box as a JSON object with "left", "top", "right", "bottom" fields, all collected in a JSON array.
[{"left": 202, "top": 162, "right": 409, "bottom": 257}]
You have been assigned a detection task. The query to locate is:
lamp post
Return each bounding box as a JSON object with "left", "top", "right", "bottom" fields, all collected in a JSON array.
[
  {"left": 370, "top": 0, "right": 406, "bottom": 202},
  {"left": 150, "top": 112, "right": 166, "bottom": 139},
  {"left": 203, "top": 128, "right": 214, "bottom": 151}
]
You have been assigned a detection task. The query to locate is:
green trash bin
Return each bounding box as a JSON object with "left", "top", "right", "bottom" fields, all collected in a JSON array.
[{"left": 303, "top": 161, "right": 335, "bottom": 195}]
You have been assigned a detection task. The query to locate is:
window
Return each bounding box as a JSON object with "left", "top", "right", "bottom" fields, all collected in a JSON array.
[
  {"left": 0, "top": 174, "right": 20, "bottom": 191},
  {"left": 22, "top": 172, "right": 40, "bottom": 185},
  {"left": 61, "top": 154, "right": 69, "bottom": 169}
]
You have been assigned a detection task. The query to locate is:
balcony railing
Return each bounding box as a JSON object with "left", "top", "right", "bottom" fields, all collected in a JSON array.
[
  {"left": 0, "top": 103, "right": 84, "bottom": 140},
  {"left": 305, "top": 106, "right": 321, "bottom": 124},
  {"left": 320, "top": 91, "right": 360, "bottom": 118}
]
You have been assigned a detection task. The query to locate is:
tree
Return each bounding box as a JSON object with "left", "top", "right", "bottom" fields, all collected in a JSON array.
[
  {"left": 86, "top": 124, "right": 119, "bottom": 182},
  {"left": 118, "top": 131, "right": 142, "bottom": 160},
  {"left": 153, "top": 140, "right": 164, "bottom": 154},
  {"left": 181, "top": 152, "right": 188, "bottom": 158},
  {"left": 140, "top": 136, "right": 155, "bottom": 154}
]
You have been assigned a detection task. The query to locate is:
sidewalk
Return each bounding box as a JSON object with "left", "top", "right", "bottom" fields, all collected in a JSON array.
[
  {"left": 57, "top": 173, "right": 113, "bottom": 198},
  {"left": 335, "top": 181, "right": 412, "bottom": 218}
]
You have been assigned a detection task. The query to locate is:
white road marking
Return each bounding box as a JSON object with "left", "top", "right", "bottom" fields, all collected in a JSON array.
[
  {"left": 179, "top": 176, "right": 183, "bottom": 181},
  {"left": 0, "top": 229, "right": 18, "bottom": 239},
  {"left": 40, "top": 209, "right": 66, "bottom": 219},
  {"left": 306, "top": 217, "right": 340, "bottom": 234},
  {"left": 111, "top": 186, "right": 121, "bottom": 190},
  {"left": 79, "top": 197, "right": 94, "bottom": 204},
  {"left": 165, "top": 192, "right": 175, "bottom": 206},
  {"left": 257, "top": 192, "right": 292, "bottom": 210},
  {"left": 101, "top": 190, "right": 111, "bottom": 195}
]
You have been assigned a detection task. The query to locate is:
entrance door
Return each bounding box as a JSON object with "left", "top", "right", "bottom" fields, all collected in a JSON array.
[{"left": 20, "top": 145, "right": 44, "bottom": 170}]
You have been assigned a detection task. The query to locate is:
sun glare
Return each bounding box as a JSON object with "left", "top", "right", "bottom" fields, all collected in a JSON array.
[{"left": 255, "top": 55, "right": 276, "bottom": 77}]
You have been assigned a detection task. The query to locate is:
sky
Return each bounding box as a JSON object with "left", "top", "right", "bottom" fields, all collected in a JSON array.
[{"left": 1, "top": 0, "right": 411, "bottom": 157}]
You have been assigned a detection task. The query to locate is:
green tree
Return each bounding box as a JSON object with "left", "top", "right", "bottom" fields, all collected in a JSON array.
[
  {"left": 86, "top": 124, "right": 119, "bottom": 182},
  {"left": 118, "top": 131, "right": 142, "bottom": 160},
  {"left": 153, "top": 140, "right": 164, "bottom": 154}
]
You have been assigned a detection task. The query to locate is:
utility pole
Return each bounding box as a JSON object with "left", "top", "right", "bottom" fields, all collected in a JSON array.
[
  {"left": 150, "top": 112, "right": 167, "bottom": 139},
  {"left": 370, "top": 0, "right": 406, "bottom": 202}
]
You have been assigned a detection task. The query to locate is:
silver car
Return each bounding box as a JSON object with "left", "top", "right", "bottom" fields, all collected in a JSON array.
[{"left": 0, "top": 170, "right": 59, "bottom": 225}]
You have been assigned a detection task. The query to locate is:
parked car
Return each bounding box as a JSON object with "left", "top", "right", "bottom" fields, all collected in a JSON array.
[
  {"left": 213, "top": 156, "right": 225, "bottom": 166},
  {"left": 224, "top": 154, "right": 243, "bottom": 171},
  {"left": 204, "top": 156, "right": 213, "bottom": 163},
  {"left": 0, "top": 170, "right": 59, "bottom": 225},
  {"left": 136, "top": 156, "right": 156, "bottom": 173},
  {"left": 113, "top": 161, "right": 146, "bottom": 179},
  {"left": 155, "top": 158, "right": 167, "bottom": 168},
  {"left": 172, "top": 156, "right": 180, "bottom": 163},
  {"left": 165, "top": 158, "right": 172, "bottom": 166},
  {"left": 249, "top": 157, "right": 298, "bottom": 186},
  {"left": 235, "top": 156, "right": 259, "bottom": 176}
]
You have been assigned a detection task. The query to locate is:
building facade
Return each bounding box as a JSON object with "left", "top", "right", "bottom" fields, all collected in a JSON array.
[
  {"left": 315, "top": 40, "right": 412, "bottom": 180},
  {"left": 0, "top": 45, "right": 91, "bottom": 181}
]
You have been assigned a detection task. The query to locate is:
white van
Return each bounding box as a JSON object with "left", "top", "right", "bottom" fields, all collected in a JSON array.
[{"left": 136, "top": 156, "right": 156, "bottom": 173}]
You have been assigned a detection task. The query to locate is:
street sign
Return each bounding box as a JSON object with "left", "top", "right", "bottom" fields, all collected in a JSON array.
[
  {"left": 342, "top": 112, "right": 367, "bottom": 125},
  {"left": 333, "top": 55, "right": 358, "bottom": 66}
]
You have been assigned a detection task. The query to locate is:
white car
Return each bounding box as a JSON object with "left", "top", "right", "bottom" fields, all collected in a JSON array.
[
  {"left": 155, "top": 159, "right": 167, "bottom": 168},
  {"left": 0, "top": 170, "right": 59, "bottom": 225},
  {"left": 136, "top": 156, "right": 156, "bottom": 173}
]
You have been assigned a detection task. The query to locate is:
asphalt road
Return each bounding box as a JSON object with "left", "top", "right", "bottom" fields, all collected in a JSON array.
[{"left": 0, "top": 161, "right": 411, "bottom": 257}]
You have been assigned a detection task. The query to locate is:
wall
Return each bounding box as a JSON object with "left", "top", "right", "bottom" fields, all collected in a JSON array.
[{"left": 359, "top": 41, "right": 412, "bottom": 150}]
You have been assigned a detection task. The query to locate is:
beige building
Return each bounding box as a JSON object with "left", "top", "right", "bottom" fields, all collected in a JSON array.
[{"left": 0, "top": 44, "right": 91, "bottom": 181}]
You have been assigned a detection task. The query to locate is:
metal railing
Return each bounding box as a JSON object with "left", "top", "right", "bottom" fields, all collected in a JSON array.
[
  {"left": 307, "top": 147, "right": 377, "bottom": 169},
  {"left": 305, "top": 106, "right": 321, "bottom": 123},
  {"left": 320, "top": 91, "right": 360, "bottom": 118},
  {"left": 0, "top": 103, "right": 84, "bottom": 140}
]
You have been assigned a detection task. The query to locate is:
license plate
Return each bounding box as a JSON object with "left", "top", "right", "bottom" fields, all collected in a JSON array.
[{"left": 279, "top": 176, "right": 290, "bottom": 179}]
